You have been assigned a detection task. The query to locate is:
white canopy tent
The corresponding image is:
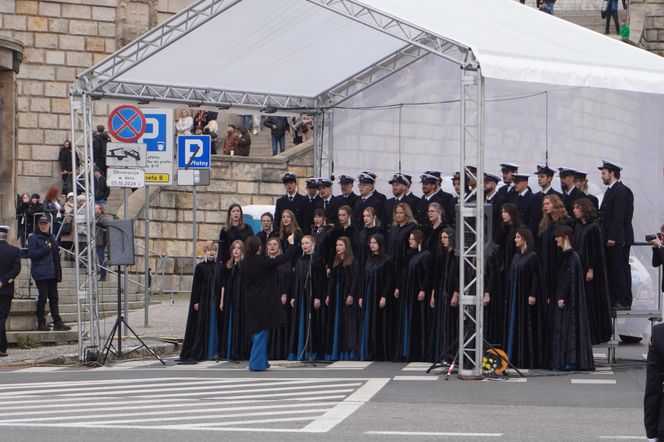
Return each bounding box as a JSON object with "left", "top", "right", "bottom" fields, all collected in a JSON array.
[{"left": 70, "top": 0, "right": 664, "bottom": 368}]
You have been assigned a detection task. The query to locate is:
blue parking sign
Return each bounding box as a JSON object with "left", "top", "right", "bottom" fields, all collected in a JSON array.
[{"left": 177, "top": 135, "right": 211, "bottom": 169}]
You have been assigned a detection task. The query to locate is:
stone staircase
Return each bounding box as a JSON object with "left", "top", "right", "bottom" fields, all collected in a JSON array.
[{"left": 520, "top": 0, "right": 630, "bottom": 36}]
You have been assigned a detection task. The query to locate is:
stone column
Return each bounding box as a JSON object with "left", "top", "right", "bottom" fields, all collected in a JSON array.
[{"left": 0, "top": 37, "right": 23, "bottom": 238}]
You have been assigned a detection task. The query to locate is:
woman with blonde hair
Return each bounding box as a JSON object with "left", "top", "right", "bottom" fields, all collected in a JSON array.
[
  {"left": 219, "top": 239, "right": 249, "bottom": 361},
  {"left": 265, "top": 237, "right": 293, "bottom": 360},
  {"left": 278, "top": 209, "right": 302, "bottom": 257},
  {"left": 324, "top": 236, "right": 360, "bottom": 361},
  {"left": 180, "top": 241, "right": 223, "bottom": 363}
]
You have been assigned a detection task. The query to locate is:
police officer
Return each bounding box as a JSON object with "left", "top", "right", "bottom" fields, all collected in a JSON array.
[
  {"left": 353, "top": 171, "right": 385, "bottom": 227},
  {"left": 384, "top": 172, "right": 418, "bottom": 227},
  {"left": 0, "top": 226, "right": 21, "bottom": 356},
  {"left": 273, "top": 172, "right": 307, "bottom": 232},
  {"left": 27, "top": 216, "right": 71, "bottom": 331},
  {"left": 598, "top": 159, "right": 634, "bottom": 309},
  {"left": 337, "top": 174, "right": 358, "bottom": 209}
]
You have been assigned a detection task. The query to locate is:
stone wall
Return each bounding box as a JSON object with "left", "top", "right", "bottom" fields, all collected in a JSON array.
[
  {"left": 634, "top": 0, "right": 664, "bottom": 54},
  {"left": 0, "top": 0, "right": 198, "bottom": 210}
]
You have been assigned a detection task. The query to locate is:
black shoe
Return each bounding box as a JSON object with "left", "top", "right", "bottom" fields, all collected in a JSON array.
[
  {"left": 37, "top": 324, "right": 50, "bottom": 331},
  {"left": 0, "top": 351, "right": 7, "bottom": 357},
  {"left": 54, "top": 322, "right": 72, "bottom": 331}
]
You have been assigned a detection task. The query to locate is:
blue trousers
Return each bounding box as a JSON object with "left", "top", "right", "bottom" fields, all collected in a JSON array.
[
  {"left": 249, "top": 329, "right": 270, "bottom": 371},
  {"left": 271, "top": 135, "right": 285, "bottom": 156}
]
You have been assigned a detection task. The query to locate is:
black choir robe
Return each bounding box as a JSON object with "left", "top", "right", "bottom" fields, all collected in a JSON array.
[
  {"left": 315, "top": 196, "right": 342, "bottom": 227},
  {"left": 486, "top": 191, "right": 507, "bottom": 244},
  {"left": 324, "top": 259, "right": 361, "bottom": 360},
  {"left": 531, "top": 188, "right": 562, "bottom": 236},
  {"left": 268, "top": 258, "right": 293, "bottom": 360},
  {"left": 302, "top": 195, "right": 322, "bottom": 235},
  {"left": 353, "top": 192, "right": 386, "bottom": 228},
  {"left": 574, "top": 220, "right": 612, "bottom": 344},
  {"left": 312, "top": 225, "right": 336, "bottom": 268},
  {"left": 561, "top": 187, "right": 582, "bottom": 217},
  {"left": 538, "top": 217, "right": 575, "bottom": 306},
  {"left": 483, "top": 246, "right": 504, "bottom": 347},
  {"left": 357, "top": 225, "right": 384, "bottom": 268},
  {"left": 505, "top": 250, "right": 545, "bottom": 369},
  {"left": 218, "top": 225, "right": 254, "bottom": 264},
  {"left": 179, "top": 260, "right": 223, "bottom": 362},
  {"left": 427, "top": 248, "right": 459, "bottom": 362},
  {"left": 548, "top": 249, "right": 595, "bottom": 371},
  {"left": 358, "top": 256, "right": 394, "bottom": 361},
  {"left": 384, "top": 193, "right": 419, "bottom": 226},
  {"left": 219, "top": 261, "right": 250, "bottom": 361},
  {"left": 416, "top": 189, "right": 455, "bottom": 230},
  {"left": 288, "top": 253, "right": 326, "bottom": 360},
  {"left": 274, "top": 193, "right": 307, "bottom": 232},
  {"left": 395, "top": 249, "right": 433, "bottom": 362},
  {"left": 332, "top": 224, "right": 360, "bottom": 259}
]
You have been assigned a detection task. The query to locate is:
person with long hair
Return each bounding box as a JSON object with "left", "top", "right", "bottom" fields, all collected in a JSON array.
[
  {"left": 573, "top": 198, "right": 612, "bottom": 344},
  {"left": 219, "top": 239, "right": 249, "bottom": 361},
  {"left": 538, "top": 194, "right": 574, "bottom": 308},
  {"left": 324, "top": 236, "right": 360, "bottom": 361},
  {"left": 256, "top": 212, "right": 274, "bottom": 253},
  {"left": 423, "top": 202, "right": 446, "bottom": 256},
  {"left": 505, "top": 227, "right": 545, "bottom": 369},
  {"left": 265, "top": 237, "right": 293, "bottom": 360},
  {"left": 180, "top": 241, "right": 223, "bottom": 363},
  {"left": 311, "top": 209, "right": 335, "bottom": 267},
  {"left": 357, "top": 207, "right": 383, "bottom": 268},
  {"left": 218, "top": 203, "right": 254, "bottom": 264},
  {"left": 395, "top": 229, "right": 433, "bottom": 362},
  {"left": 242, "top": 234, "right": 299, "bottom": 371},
  {"left": 333, "top": 205, "right": 359, "bottom": 259},
  {"left": 15, "top": 193, "right": 30, "bottom": 250},
  {"left": 278, "top": 209, "right": 303, "bottom": 261},
  {"left": 548, "top": 226, "right": 595, "bottom": 371},
  {"left": 42, "top": 186, "right": 62, "bottom": 233},
  {"left": 427, "top": 227, "right": 459, "bottom": 362},
  {"left": 358, "top": 234, "right": 394, "bottom": 361},
  {"left": 288, "top": 235, "right": 325, "bottom": 360}
]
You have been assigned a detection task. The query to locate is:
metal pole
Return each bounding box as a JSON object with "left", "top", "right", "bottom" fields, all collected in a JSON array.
[
  {"left": 123, "top": 188, "right": 129, "bottom": 335},
  {"left": 192, "top": 185, "right": 198, "bottom": 273},
  {"left": 144, "top": 185, "right": 150, "bottom": 327},
  {"left": 69, "top": 95, "right": 83, "bottom": 361}
]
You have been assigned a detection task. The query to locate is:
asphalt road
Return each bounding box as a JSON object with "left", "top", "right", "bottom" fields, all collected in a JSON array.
[{"left": 0, "top": 344, "right": 649, "bottom": 442}]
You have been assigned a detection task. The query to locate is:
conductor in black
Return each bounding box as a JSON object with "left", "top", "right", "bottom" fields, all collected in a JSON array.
[
  {"left": 645, "top": 323, "right": 664, "bottom": 441},
  {"left": 0, "top": 226, "right": 21, "bottom": 356},
  {"left": 598, "top": 159, "right": 634, "bottom": 310}
]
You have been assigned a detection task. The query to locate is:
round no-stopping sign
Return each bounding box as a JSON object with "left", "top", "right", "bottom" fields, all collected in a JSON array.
[{"left": 108, "top": 105, "right": 147, "bottom": 143}]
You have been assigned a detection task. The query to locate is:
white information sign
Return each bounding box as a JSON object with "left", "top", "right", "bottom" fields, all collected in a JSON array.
[
  {"left": 138, "top": 108, "right": 174, "bottom": 186},
  {"left": 106, "top": 142, "right": 147, "bottom": 168},
  {"left": 107, "top": 168, "right": 145, "bottom": 188}
]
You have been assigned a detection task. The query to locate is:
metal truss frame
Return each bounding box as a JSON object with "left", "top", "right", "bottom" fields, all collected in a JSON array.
[
  {"left": 69, "top": 94, "right": 101, "bottom": 363},
  {"left": 458, "top": 68, "right": 485, "bottom": 378},
  {"left": 313, "top": 110, "right": 333, "bottom": 178}
]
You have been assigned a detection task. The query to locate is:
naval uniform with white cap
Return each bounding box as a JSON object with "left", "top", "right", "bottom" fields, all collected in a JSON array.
[
  {"left": 273, "top": 172, "right": 307, "bottom": 232},
  {"left": 573, "top": 170, "right": 600, "bottom": 210},
  {"left": 512, "top": 173, "right": 540, "bottom": 235},
  {"left": 384, "top": 173, "right": 419, "bottom": 227},
  {"left": 314, "top": 178, "right": 341, "bottom": 226},
  {"left": 416, "top": 171, "right": 455, "bottom": 229},
  {"left": 598, "top": 159, "right": 634, "bottom": 310},
  {"left": 559, "top": 167, "right": 583, "bottom": 217},
  {"left": 353, "top": 171, "right": 386, "bottom": 228},
  {"left": 497, "top": 163, "right": 520, "bottom": 204},
  {"left": 337, "top": 175, "right": 359, "bottom": 213},
  {"left": 485, "top": 173, "right": 506, "bottom": 245},
  {"left": 531, "top": 165, "right": 562, "bottom": 235},
  {"left": 301, "top": 178, "right": 322, "bottom": 235},
  {"left": 0, "top": 226, "right": 21, "bottom": 356}
]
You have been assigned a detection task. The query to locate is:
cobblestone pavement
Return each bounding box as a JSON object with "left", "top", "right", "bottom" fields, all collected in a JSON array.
[{"left": 0, "top": 295, "right": 189, "bottom": 366}]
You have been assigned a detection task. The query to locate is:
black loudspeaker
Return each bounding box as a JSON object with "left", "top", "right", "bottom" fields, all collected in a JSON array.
[
  {"left": 107, "top": 219, "right": 136, "bottom": 266},
  {"left": 455, "top": 203, "right": 493, "bottom": 257}
]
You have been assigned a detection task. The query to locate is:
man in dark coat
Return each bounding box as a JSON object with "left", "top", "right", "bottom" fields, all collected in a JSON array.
[
  {"left": 650, "top": 227, "right": 664, "bottom": 292},
  {"left": 273, "top": 172, "right": 307, "bottom": 231},
  {"left": 58, "top": 140, "right": 79, "bottom": 196},
  {"left": 496, "top": 163, "right": 519, "bottom": 204},
  {"left": 301, "top": 178, "right": 321, "bottom": 235},
  {"left": 94, "top": 168, "right": 110, "bottom": 205},
  {"left": 484, "top": 173, "right": 506, "bottom": 244},
  {"left": 242, "top": 235, "right": 298, "bottom": 371},
  {"left": 532, "top": 164, "right": 562, "bottom": 231},
  {"left": 337, "top": 174, "right": 358, "bottom": 210},
  {"left": 384, "top": 173, "right": 419, "bottom": 227},
  {"left": 93, "top": 125, "right": 111, "bottom": 174},
  {"left": 512, "top": 174, "right": 539, "bottom": 235},
  {"left": 598, "top": 160, "right": 634, "bottom": 309},
  {"left": 353, "top": 171, "right": 385, "bottom": 227},
  {"left": 27, "top": 216, "right": 70, "bottom": 331},
  {"left": 417, "top": 171, "right": 455, "bottom": 229},
  {"left": 0, "top": 226, "right": 21, "bottom": 356},
  {"left": 263, "top": 116, "right": 290, "bottom": 156},
  {"left": 559, "top": 167, "right": 583, "bottom": 216},
  {"left": 315, "top": 178, "right": 340, "bottom": 225},
  {"left": 645, "top": 322, "right": 664, "bottom": 441},
  {"left": 574, "top": 170, "right": 600, "bottom": 209}
]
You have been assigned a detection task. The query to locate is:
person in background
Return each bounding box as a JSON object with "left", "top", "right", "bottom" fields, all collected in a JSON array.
[
  {"left": 337, "top": 174, "right": 358, "bottom": 209},
  {"left": 176, "top": 109, "right": 193, "bottom": 135},
  {"left": 94, "top": 168, "right": 110, "bottom": 205},
  {"left": 264, "top": 115, "right": 290, "bottom": 156},
  {"left": 234, "top": 126, "right": 251, "bottom": 157},
  {"left": 620, "top": 17, "right": 630, "bottom": 40},
  {"left": 273, "top": 172, "right": 306, "bottom": 232},
  {"left": 648, "top": 224, "right": 664, "bottom": 294},
  {"left": 42, "top": 186, "right": 63, "bottom": 237},
  {"left": 384, "top": 173, "right": 418, "bottom": 227},
  {"left": 222, "top": 124, "right": 239, "bottom": 155},
  {"left": 59, "top": 193, "right": 76, "bottom": 260},
  {"left": 26, "top": 193, "right": 44, "bottom": 237},
  {"left": 0, "top": 225, "right": 20, "bottom": 356},
  {"left": 605, "top": 0, "right": 620, "bottom": 35},
  {"left": 58, "top": 140, "right": 79, "bottom": 196},
  {"left": 573, "top": 171, "right": 599, "bottom": 210},
  {"left": 301, "top": 178, "right": 321, "bottom": 235},
  {"left": 645, "top": 322, "right": 664, "bottom": 442},
  {"left": 256, "top": 212, "right": 275, "bottom": 252},
  {"left": 92, "top": 125, "right": 111, "bottom": 175},
  {"left": 28, "top": 216, "right": 71, "bottom": 332},
  {"left": 194, "top": 110, "right": 209, "bottom": 129},
  {"left": 15, "top": 193, "right": 30, "bottom": 251},
  {"left": 95, "top": 204, "right": 112, "bottom": 282}
]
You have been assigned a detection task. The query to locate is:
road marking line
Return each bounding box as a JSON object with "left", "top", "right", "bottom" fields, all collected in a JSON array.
[
  {"left": 392, "top": 376, "right": 439, "bottom": 381},
  {"left": 326, "top": 361, "right": 373, "bottom": 369},
  {"left": 134, "top": 382, "right": 362, "bottom": 399},
  {"left": 201, "top": 388, "right": 356, "bottom": 401},
  {"left": 482, "top": 378, "right": 527, "bottom": 383},
  {"left": 0, "top": 401, "right": 338, "bottom": 423},
  {"left": 401, "top": 363, "right": 431, "bottom": 371},
  {"left": 570, "top": 379, "right": 616, "bottom": 384},
  {"left": 590, "top": 371, "right": 614, "bottom": 375},
  {"left": 598, "top": 436, "right": 648, "bottom": 440},
  {"left": 366, "top": 431, "right": 503, "bottom": 437},
  {"left": 301, "top": 378, "right": 389, "bottom": 433},
  {"left": 593, "top": 353, "right": 607, "bottom": 358},
  {"left": 0, "top": 378, "right": 194, "bottom": 390},
  {"left": 595, "top": 366, "right": 613, "bottom": 371},
  {"left": 505, "top": 368, "right": 529, "bottom": 374},
  {"left": 9, "top": 367, "right": 66, "bottom": 373},
  {"left": 642, "top": 354, "right": 648, "bottom": 359}
]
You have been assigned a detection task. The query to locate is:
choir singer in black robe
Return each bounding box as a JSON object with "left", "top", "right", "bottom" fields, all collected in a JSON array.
[
  {"left": 644, "top": 323, "right": 664, "bottom": 441},
  {"left": 179, "top": 242, "right": 223, "bottom": 363},
  {"left": 572, "top": 198, "right": 612, "bottom": 344},
  {"left": 548, "top": 226, "right": 594, "bottom": 371},
  {"left": 243, "top": 234, "right": 297, "bottom": 371},
  {"left": 219, "top": 240, "right": 249, "bottom": 361},
  {"left": 217, "top": 203, "right": 254, "bottom": 264},
  {"left": 266, "top": 237, "right": 293, "bottom": 360}
]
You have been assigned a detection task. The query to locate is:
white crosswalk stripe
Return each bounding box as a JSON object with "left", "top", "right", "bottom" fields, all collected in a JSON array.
[{"left": 0, "top": 376, "right": 388, "bottom": 433}]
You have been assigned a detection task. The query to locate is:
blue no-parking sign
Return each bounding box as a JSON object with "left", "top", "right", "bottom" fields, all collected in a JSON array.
[{"left": 177, "top": 135, "right": 211, "bottom": 169}]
